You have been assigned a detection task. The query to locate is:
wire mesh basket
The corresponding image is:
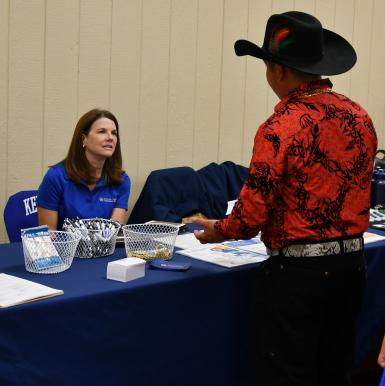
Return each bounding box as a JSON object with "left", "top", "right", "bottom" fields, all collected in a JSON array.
[
  {"left": 22, "top": 231, "right": 81, "bottom": 274},
  {"left": 63, "top": 218, "right": 121, "bottom": 258},
  {"left": 122, "top": 223, "right": 179, "bottom": 261}
]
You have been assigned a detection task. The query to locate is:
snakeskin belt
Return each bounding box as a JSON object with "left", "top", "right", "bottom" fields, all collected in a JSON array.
[{"left": 268, "top": 237, "right": 363, "bottom": 257}]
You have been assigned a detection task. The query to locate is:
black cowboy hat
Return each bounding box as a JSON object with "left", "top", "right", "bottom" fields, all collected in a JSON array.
[{"left": 234, "top": 11, "right": 356, "bottom": 75}]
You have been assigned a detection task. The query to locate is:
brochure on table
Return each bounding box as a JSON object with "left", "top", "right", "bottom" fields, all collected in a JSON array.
[
  {"left": 0, "top": 273, "right": 63, "bottom": 308},
  {"left": 21, "top": 225, "right": 63, "bottom": 270},
  {"left": 175, "top": 232, "right": 268, "bottom": 268},
  {"left": 175, "top": 230, "right": 385, "bottom": 268}
]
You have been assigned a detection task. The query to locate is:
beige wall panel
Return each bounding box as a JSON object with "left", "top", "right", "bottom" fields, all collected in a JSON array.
[
  {"left": 272, "top": 0, "right": 295, "bottom": 12},
  {"left": 368, "top": 0, "right": 385, "bottom": 148},
  {"left": 314, "top": 0, "right": 335, "bottom": 30},
  {"left": 218, "top": 0, "right": 249, "bottom": 164},
  {"left": 192, "top": 0, "right": 223, "bottom": 169},
  {"left": 137, "top": 0, "right": 171, "bottom": 183},
  {"left": 8, "top": 0, "right": 45, "bottom": 193},
  {"left": 166, "top": 0, "right": 198, "bottom": 168},
  {"left": 78, "top": 0, "right": 112, "bottom": 114},
  {"left": 350, "top": 0, "right": 373, "bottom": 112},
  {"left": 242, "top": 0, "right": 271, "bottom": 166},
  {"left": 330, "top": 0, "right": 354, "bottom": 96},
  {"left": 0, "top": 0, "right": 9, "bottom": 242},
  {"left": 44, "top": 0, "right": 79, "bottom": 169},
  {"left": 110, "top": 0, "right": 142, "bottom": 212},
  {"left": 294, "top": 0, "right": 316, "bottom": 13}
]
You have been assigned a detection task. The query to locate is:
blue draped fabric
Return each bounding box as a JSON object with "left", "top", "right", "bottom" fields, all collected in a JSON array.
[
  {"left": 197, "top": 161, "right": 249, "bottom": 219},
  {"left": 128, "top": 162, "right": 249, "bottom": 224},
  {"left": 128, "top": 166, "right": 211, "bottom": 224}
]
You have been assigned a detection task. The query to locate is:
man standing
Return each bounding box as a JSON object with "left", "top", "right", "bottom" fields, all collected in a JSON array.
[{"left": 193, "top": 11, "right": 377, "bottom": 386}]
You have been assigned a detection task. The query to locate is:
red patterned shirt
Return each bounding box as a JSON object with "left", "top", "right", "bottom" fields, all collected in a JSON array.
[{"left": 215, "top": 79, "right": 377, "bottom": 250}]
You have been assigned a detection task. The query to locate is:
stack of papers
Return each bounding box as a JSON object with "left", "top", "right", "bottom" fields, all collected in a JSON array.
[
  {"left": 175, "top": 233, "right": 268, "bottom": 268},
  {"left": 0, "top": 273, "right": 63, "bottom": 308},
  {"left": 107, "top": 257, "right": 146, "bottom": 282}
]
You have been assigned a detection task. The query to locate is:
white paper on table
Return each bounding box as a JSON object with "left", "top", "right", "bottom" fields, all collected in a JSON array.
[
  {"left": 0, "top": 273, "right": 63, "bottom": 308},
  {"left": 226, "top": 199, "right": 238, "bottom": 215},
  {"left": 363, "top": 232, "right": 385, "bottom": 244},
  {"left": 174, "top": 232, "right": 203, "bottom": 250},
  {"left": 177, "top": 244, "right": 268, "bottom": 268}
]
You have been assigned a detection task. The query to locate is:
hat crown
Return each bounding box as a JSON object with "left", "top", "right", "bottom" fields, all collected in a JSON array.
[
  {"left": 234, "top": 10, "right": 356, "bottom": 75},
  {"left": 263, "top": 11, "right": 324, "bottom": 61}
]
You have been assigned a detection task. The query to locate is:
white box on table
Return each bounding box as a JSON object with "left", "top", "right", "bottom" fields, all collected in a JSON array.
[{"left": 107, "top": 257, "right": 146, "bottom": 282}]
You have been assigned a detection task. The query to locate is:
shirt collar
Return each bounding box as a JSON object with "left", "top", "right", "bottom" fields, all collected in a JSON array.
[
  {"left": 274, "top": 78, "right": 333, "bottom": 112},
  {"left": 79, "top": 177, "right": 106, "bottom": 189}
]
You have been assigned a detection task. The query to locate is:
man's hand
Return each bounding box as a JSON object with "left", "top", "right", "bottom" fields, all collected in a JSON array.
[
  {"left": 191, "top": 217, "right": 226, "bottom": 244},
  {"left": 378, "top": 334, "right": 385, "bottom": 367}
]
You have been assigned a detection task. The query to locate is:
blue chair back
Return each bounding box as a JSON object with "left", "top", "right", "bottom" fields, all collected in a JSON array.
[{"left": 3, "top": 190, "right": 38, "bottom": 242}]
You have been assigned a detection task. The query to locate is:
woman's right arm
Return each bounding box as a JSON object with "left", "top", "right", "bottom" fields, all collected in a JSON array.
[
  {"left": 36, "top": 166, "right": 63, "bottom": 231},
  {"left": 38, "top": 207, "right": 58, "bottom": 230}
]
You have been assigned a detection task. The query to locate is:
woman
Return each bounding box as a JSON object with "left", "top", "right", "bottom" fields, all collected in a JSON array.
[{"left": 37, "top": 109, "right": 130, "bottom": 230}]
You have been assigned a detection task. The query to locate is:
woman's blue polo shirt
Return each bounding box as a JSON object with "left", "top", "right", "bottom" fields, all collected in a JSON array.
[{"left": 37, "top": 163, "right": 131, "bottom": 229}]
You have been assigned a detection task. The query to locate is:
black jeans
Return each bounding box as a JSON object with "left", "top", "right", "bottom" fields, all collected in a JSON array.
[{"left": 251, "top": 251, "right": 366, "bottom": 386}]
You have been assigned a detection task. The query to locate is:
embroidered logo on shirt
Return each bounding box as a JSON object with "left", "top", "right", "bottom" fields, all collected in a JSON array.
[{"left": 99, "top": 197, "right": 117, "bottom": 203}]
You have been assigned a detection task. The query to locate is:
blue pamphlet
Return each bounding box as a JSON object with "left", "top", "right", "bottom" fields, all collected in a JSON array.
[
  {"left": 21, "top": 226, "right": 63, "bottom": 270},
  {"left": 149, "top": 260, "right": 191, "bottom": 271}
]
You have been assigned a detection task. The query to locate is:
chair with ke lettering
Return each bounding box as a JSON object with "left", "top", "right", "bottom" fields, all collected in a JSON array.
[{"left": 3, "top": 190, "right": 38, "bottom": 242}]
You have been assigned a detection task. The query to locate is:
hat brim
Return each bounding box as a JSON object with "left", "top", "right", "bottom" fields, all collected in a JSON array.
[{"left": 234, "top": 29, "right": 356, "bottom": 75}]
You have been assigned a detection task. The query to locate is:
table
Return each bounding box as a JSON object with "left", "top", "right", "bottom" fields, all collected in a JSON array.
[{"left": 0, "top": 234, "right": 384, "bottom": 386}]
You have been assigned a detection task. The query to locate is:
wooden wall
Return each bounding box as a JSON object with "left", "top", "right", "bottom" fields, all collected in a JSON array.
[{"left": 1, "top": 0, "right": 384, "bottom": 242}]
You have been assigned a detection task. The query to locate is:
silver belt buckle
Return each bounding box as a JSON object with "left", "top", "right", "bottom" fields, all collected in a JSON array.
[{"left": 343, "top": 238, "right": 363, "bottom": 253}]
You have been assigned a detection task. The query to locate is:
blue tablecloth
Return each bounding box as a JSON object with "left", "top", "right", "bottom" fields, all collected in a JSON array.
[{"left": 0, "top": 233, "right": 385, "bottom": 386}]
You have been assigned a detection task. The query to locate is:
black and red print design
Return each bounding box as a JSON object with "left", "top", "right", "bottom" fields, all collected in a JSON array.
[{"left": 216, "top": 79, "right": 378, "bottom": 250}]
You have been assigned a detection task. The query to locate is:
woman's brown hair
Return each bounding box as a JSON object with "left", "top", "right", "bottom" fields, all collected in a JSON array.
[{"left": 65, "top": 109, "right": 123, "bottom": 186}]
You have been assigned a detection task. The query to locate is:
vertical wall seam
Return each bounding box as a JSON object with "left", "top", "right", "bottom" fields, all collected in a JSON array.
[
  {"left": 76, "top": 0, "right": 81, "bottom": 118},
  {"left": 165, "top": 0, "right": 172, "bottom": 167},
  {"left": 191, "top": 0, "right": 199, "bottom": 166},
  {"left": 6, "top": 0, "right": 10, "bottom": 199},
  {"left": 108, "top": 0, "right": 113, "bottom": 109},
  {"left": 42, "top": 0, "right": 47, "bottom": 176},
  {"left": 241, "top": 0, "right": 250, "bottom": 165},
  {"left": 265, "top": 1, "right": 274, "bottom": 118},
  {"left": 367, "top": 0, "right": 374, "bottom": 108},
  {"left": 136, "top": 0, "right": 144, "bottom": 185},
  {"left": 349, "top": 0, "right": 356, "bottom": 97},
  {"left": 378, "top": 102, "right": 385, "bottom": 137},
  {"left": 217, "top": 0, "right": 225, "bottom": 163}
]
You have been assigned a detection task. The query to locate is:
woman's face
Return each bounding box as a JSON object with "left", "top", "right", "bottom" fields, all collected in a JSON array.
[{"left": 83, "top": 117, "right": 118, "bottom": 162}]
